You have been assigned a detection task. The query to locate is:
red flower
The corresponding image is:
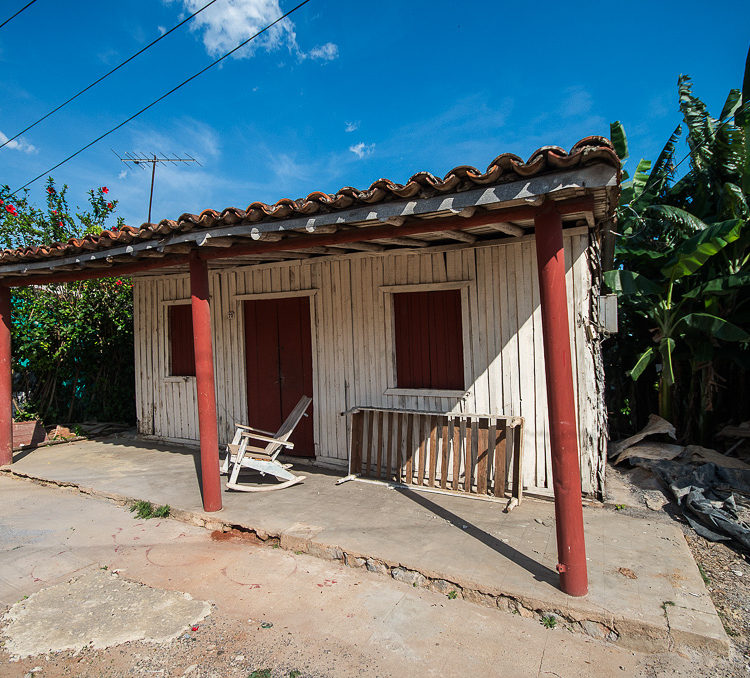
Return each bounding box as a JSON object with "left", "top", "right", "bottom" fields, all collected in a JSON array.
[
  {"left": 101, "top": 186, "right": 109, "bottom": 194},
  {"left": 47, "top": 187, "right": 55, "bottom": 194},
  {"left": 5, "top": 204, "right": 17, "bottom": 216},
  {"left": 107, "top": 202, "right": 114, "bottom": 210},
  {"left": 191, "top": 626, "right": 199, "bottom": 632},
  {"left": 52, "top": 210, "right": 57, "bottom": 215},
  {"left": 58, "top": 221, "right": 64, "bottom": 227},
  {"left": 115, "top": 279, "right": 123, "bottom": 286}
]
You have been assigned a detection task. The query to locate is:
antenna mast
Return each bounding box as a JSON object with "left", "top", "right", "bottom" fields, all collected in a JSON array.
[{"left": 113, "top": 151, "right": 200, "bottom": 223}]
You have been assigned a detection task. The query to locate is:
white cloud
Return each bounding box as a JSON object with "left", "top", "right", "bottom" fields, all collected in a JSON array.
[
  {"left": 561, "top": 86, "right": 593, "bottom": 118},
  {"left": 118, "top": 169, "right": 128, "bottom": 180},
  {"left": 166, "top": 0, "right": 298, "bottom": 60},
  {"left": 349, "top": 142, "right": 375, "bottom": 159},
  {"left": 166, "top": 1, "right": 338, "bottom": 62},
  {"left": 157, "top": 25, "right": 167, "bottom": 35},
  {"left": 307, "top": 42, "right": 338, "bottom": 61},
  {"left": 0, "top": 130, "right": 37, "bottom": 154},
  {"left": 344, "top": 121, "right": 358, "bottom": 133}
]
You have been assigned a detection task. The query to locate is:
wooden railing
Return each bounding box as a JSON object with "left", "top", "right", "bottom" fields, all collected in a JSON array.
[{"left": 345, "top": 407, "right": 523, "bottom": 502}]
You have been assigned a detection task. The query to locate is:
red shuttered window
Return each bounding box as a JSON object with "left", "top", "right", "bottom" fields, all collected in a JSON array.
[
  {"left": 169, "top": 304, "right": 195, "bottom": 377},
  {"left": 393, "top": 289, "right": 465, "bottom": 390}
]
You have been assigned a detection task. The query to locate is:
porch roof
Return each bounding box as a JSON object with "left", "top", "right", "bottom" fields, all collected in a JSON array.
[{"left": 0, "top": 137, "right": 620, "bottom": 285}]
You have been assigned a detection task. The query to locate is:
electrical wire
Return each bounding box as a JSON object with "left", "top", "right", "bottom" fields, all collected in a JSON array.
[
  {"left": 0, "top": 0, "right": 221, "bottom": 151},
  {"left": 10, "top": 0, "right": 312, "bottom": 196},
  {"left": 0, "top": 0, "right": 39, "bottom": 31}
]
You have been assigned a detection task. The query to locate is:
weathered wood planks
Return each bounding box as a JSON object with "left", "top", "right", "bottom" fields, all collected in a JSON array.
[
  {"left": 346, "top": 407, "right": 522, "bottom": 499},
  {"left": 132, "top": 228, "right": 600, "bottom": 497}
]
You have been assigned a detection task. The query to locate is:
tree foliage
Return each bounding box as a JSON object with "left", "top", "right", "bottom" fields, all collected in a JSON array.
[
  {"left": 0, "top": 180, "right": 135, "bottom": 424},
  {"left": 605, "top": 71, "right": 750, "bottom": 443}
]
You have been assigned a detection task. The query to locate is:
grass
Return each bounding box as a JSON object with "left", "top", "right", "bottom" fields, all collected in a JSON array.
[
  {"left": 614, "top": 504, "right": 626, "bottom": 511},
  {"left": 661, "top": 600, "right": 675, "bottom": 612},
  {"left": 447, "top": 590, "right": 458, "bottom": 600},
  {"left": 129, "top": 500, "right": 171, "bottom": 520},
  {"left": 697, "top": 563, "right": 711, "bottom": 586},
  {"left": 248, "top": 671, "right": 272, "bottom": 678},
  {"left": 540, "top": 614, "right": 557, "bottom": 629}
]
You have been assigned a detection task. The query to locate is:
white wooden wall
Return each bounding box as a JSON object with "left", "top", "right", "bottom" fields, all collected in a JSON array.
[{"left": 133, "top": 228, "right": 604, "bottom": 496}]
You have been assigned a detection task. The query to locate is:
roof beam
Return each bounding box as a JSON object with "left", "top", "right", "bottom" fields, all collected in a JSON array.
[
  {"left": 487, "top": 222, "right": 525, "bottom": 237},
  {"left": 442, "top": 230, "right": 477, "bottom": 243},
  {"left": 328, "top": 242, "right": 384, "bottom": 252},
  {"left": 374, "top": 237, "right": 430, "bottom": 248}
]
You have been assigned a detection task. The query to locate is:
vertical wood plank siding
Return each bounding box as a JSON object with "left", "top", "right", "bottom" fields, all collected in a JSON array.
[{"left": 133, "top": 230, "right": 603, "bottom": 496}]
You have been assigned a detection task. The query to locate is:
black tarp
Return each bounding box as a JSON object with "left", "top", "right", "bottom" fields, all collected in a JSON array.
[{"left": 627, "top": 458, "right": 750, "bottom": 552}]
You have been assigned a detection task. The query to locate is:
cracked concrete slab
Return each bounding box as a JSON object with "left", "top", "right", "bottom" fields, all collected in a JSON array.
[{"left": 2, "top": 569, "right": 210, "bottom": 658}]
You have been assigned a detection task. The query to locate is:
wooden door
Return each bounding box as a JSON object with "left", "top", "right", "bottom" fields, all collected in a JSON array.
[{"left": 244, "top": 297, "right": 314, "bottom": 457}]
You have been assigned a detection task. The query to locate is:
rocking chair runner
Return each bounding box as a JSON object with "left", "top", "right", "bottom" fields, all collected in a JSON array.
[{"left": 221, "top": 395, "right": 312, "bottom": 492}]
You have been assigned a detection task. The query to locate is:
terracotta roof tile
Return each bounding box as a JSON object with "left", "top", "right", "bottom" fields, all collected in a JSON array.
[{"left": 0, "top": 137, "right": 618, "bottom": 264}]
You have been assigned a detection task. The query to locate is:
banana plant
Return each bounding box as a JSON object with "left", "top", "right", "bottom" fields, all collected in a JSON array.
[
  {"left": 604, "top": 55, "right": 750, "bottom": 440},
  {"left": 604, "top": 218, "right": 749, "bottom": 421}
]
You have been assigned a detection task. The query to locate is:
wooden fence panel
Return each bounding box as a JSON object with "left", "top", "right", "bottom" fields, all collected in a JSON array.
[{"left": 347, "top": 408, "right": 523, "bottom": 501}]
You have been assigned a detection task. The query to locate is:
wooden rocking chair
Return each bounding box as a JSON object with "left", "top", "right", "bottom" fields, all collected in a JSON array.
[{"left": 221, "top": 396, "right": 312, "bottom": 492}]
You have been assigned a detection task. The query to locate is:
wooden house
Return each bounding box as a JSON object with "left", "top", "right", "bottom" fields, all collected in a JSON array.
[{"left": 0, "top": 137, "right": 620, "bottom": 596}]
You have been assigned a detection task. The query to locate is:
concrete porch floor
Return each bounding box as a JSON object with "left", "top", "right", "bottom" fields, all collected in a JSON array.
[{"left": 1, "top": 435, "right": 729, "bottom": 654}]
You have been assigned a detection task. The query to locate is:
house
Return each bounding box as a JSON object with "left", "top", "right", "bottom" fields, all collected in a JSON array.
[{"left": 0, "top": 136, "right": 620, "bottom": 596}]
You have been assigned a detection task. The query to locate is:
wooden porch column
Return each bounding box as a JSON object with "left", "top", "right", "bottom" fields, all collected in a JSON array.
[
  {"left": 189, "top": 251, "right": 222, "bottom": 512},
  {"left": 0, "top": 285, "right": 12, "bottom": 466},
  {"left": 533, "top": 204, "right": 588, "bottom": 596}
]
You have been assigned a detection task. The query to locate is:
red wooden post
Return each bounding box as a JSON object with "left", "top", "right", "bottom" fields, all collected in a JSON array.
[
  {"left": 189, "top": 251, "right": 222, "bottom": 512},
  {"left": 534, "top": 204, "right": 588, "bottom": 596},
  {"left": 0, "top": 284, "right": 12, "bottom": 466}
]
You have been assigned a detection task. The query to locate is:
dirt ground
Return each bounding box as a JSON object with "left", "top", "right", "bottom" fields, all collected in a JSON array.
[{"left": 607, "top": 463, "right": 750, "bottom": 677}]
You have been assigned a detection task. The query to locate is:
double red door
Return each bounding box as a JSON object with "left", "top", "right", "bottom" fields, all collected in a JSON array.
[{"left": 243, "top": 297, "right": 314, "bottom": 457}]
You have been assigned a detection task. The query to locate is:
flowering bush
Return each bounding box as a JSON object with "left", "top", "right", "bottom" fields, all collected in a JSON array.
[{"left": 0, "top": 179, "right": 135, "bottom": 424}]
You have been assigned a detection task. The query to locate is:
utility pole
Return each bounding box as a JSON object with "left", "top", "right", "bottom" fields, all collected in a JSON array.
[{"left": 113, "top": 151, "right": 200, "bottom": 223}]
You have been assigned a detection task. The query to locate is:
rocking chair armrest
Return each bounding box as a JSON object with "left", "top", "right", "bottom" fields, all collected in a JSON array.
[
  {"left": 235, "top": 423, "right": 276, "bottom": 437},
  {"left": 242, "top": 431, "right": 295, "bottom": 448}
]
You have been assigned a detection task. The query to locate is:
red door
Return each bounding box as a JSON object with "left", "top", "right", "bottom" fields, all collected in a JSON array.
[{"left": 244, "top": 297, "right": 314, "bottom": 457}]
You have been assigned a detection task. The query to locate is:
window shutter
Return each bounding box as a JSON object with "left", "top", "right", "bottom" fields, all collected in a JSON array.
[
  {"left": 393, "top": 289, "right": 464, "bottom": 390},
  {"left": 169, "top": 304, "right": 195, "bottom": 377}
]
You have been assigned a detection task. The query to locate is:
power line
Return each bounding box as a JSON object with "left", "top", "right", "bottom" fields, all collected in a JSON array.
[
  {"left": 0, "top": 0, "right": 221, "bottom": 151},
  {"left": 10, "top": 0, "right": 312, "bottom": 196},
  {"left": 0, "top": 0, "right": 39, "bottom": 30}
]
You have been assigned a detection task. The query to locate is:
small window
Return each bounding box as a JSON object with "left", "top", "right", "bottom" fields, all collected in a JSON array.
[
  {"left": 169, "top": 304, "right": 195, "bottom": 377},
  {"left": 392, "top": 289, "right": 464, "bottom": 390}
]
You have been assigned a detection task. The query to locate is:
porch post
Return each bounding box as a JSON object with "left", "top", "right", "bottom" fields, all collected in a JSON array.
[
  {"left": 0, "top": 284, "right": 11, "bottom": 466},
  {"left": 533, "top": 203, "right": 588, "bottom": 596},
  {"left": 189, "top": 251, "right": 222, "bottom": 512}
]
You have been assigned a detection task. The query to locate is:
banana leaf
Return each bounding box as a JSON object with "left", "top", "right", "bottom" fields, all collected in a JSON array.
[
  {"left": 610, "top": 121, "right": 629, "bottom": 161},
  {"left": 604, "top": 269, "right": 662, "bottom": 296},
  {"left": 647, "top": 205, "right": 708, "bottom": 234},
  {"left": 632, "top": 159, "right": 652, "bottom": 201},
  {"left": 683, "top": 270, "right": 750, "bottom": 298},
  {"left": 638, "top": 125, "right": 682, "bottom": 205},
  {"left": 629, "top": 346, "right": 655, "bottom": 381},
  {"left": 720, "top": 89, "right": 742, "bottom": 122},
  {"left": 678, "top": 313, "right": 750, "bottom": 341},
  {"left": 660, "top": 218, "right": 743, "bottom": 279}
]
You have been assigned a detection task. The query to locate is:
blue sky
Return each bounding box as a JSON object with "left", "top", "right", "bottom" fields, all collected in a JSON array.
[{"left": 0, "top": 0, "right": 747, "bottom": 229}]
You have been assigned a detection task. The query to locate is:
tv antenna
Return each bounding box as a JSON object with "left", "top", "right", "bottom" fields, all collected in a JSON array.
[{"left": 113, "top": 151, "right": 200, "bottom": 223}]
